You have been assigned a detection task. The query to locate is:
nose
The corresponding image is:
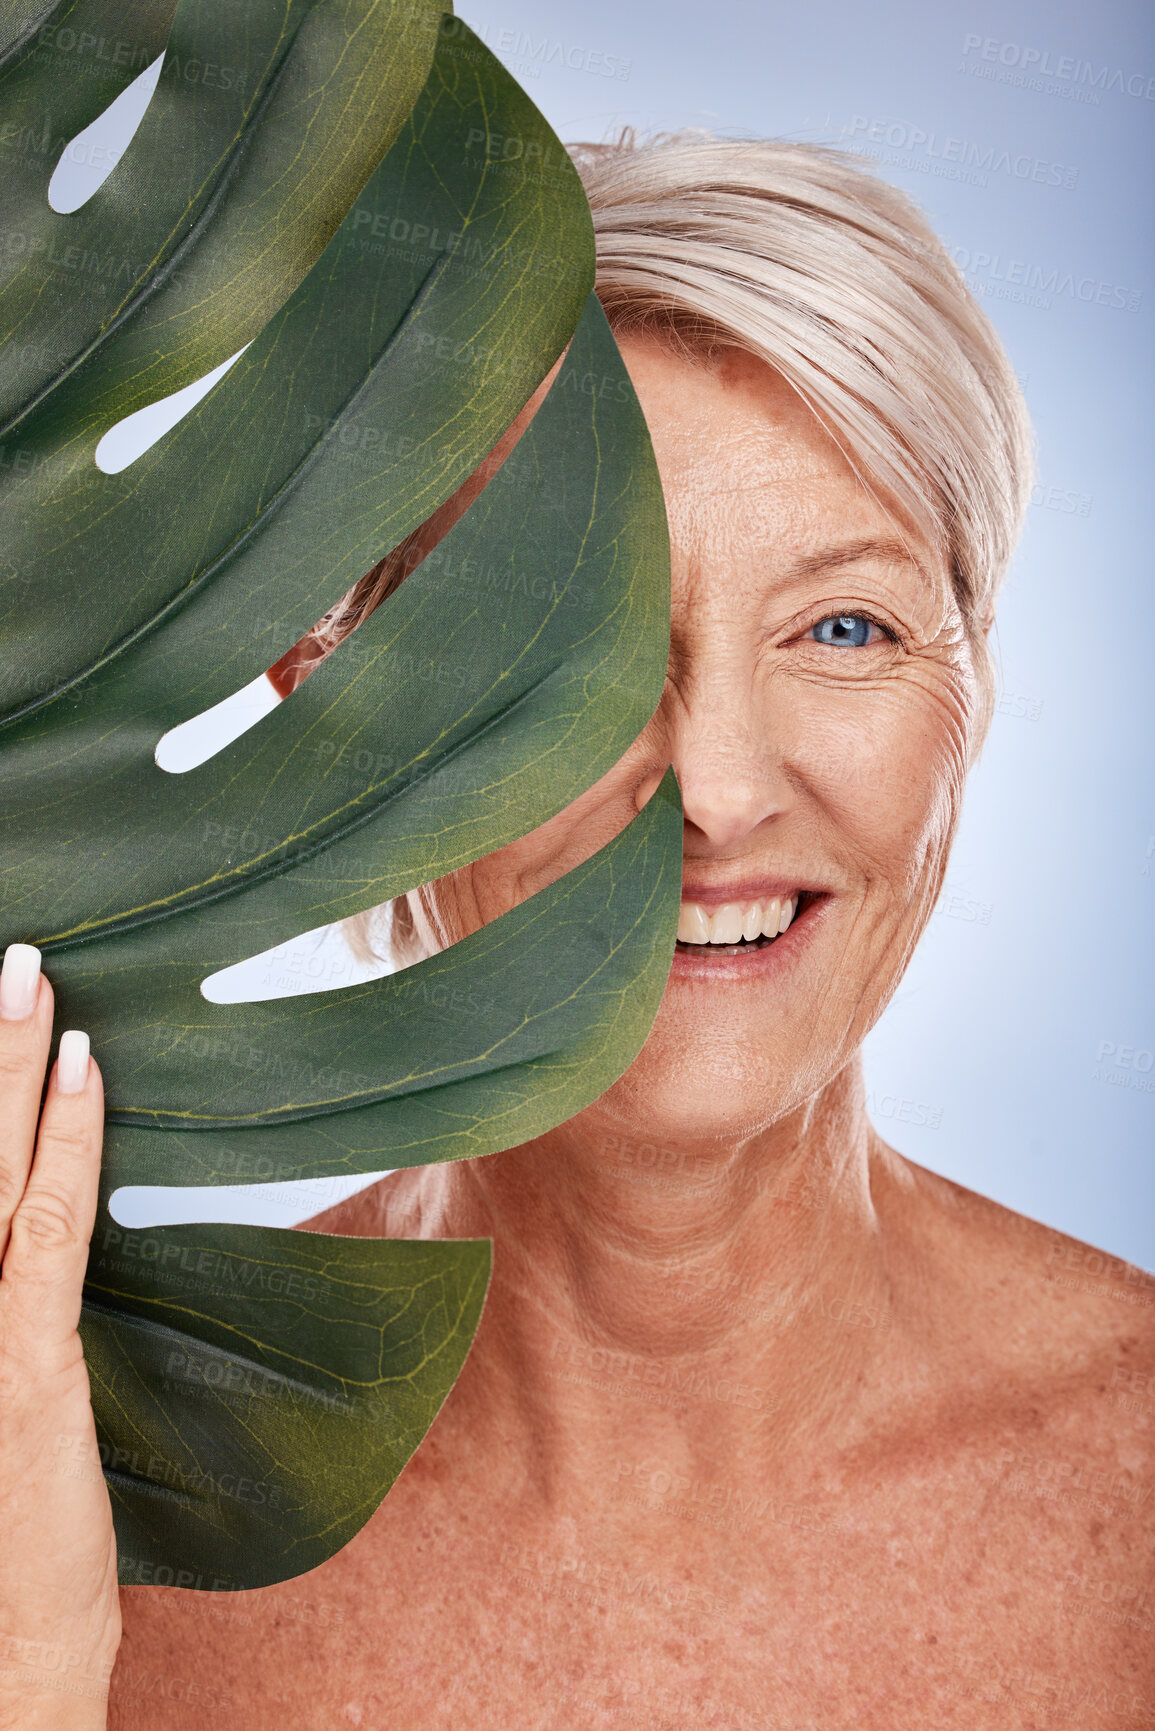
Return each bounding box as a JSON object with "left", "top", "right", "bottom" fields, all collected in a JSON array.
[{"left": 662, "top": 651, "right": 791, "bottom": 851}]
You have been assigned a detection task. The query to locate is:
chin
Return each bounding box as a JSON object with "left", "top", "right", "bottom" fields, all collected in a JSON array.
[
  {"left": 586, "top": 899, "right": 883, "bottom": 1158},
  {"left": 587, "top": 999, "right": 831, "bottom": 1155}
]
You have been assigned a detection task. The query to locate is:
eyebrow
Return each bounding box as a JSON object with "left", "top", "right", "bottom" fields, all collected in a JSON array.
[{"left": 788, "top": 536, "right": 934, "bottom": 584}]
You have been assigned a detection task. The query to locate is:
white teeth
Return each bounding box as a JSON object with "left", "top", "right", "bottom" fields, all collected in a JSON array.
[
  {"left": 677, "top": 894, "right": 799, "bottom": 946},
  {"left": 676, "top": 902, "right": 710, "bottom": 944},
  {"left": 710, "top": 903, "right": 744, "bottom": 944}
]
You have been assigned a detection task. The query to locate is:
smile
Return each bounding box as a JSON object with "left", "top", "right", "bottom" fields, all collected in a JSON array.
[{"left": 676, "top": 894, "right": 798, "bottom": 949}]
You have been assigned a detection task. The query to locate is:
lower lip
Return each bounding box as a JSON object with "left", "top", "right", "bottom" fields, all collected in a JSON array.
[{"left": 668, "top": 896, "right": 827, "bottom": 982}]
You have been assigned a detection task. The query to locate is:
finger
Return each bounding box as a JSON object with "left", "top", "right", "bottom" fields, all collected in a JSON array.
[
  {"left": 0, "top": 945, "right": 53, "bottom": 1261},
  {"left": 1, "top": 1033, "right": 105, "bottom": 1354}
]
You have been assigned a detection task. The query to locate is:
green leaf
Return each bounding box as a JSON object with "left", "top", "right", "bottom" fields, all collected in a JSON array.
[
  {"left": 89, "top": 766, "right": 683, "bottom": 1191},
  {"left": 2, "top": 7, "right": 678, "bottom": 1587},
  {"left": 0, "top": 0, "right": 444, "bottom": 440},
  {"left": 1, "top": 295, "right": 658, "bottom": 950},
  {"left": 81, "top": 1224, "right": 490, "bottom": 1588},
  {"left": 0, "top": 11, "right": 594, "bottom": 728},
  {"left": 5, "top": 276, "right": 681, "bottom": 1193}
]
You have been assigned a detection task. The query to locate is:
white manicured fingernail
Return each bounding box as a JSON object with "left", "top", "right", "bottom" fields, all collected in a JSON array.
[
  {"left": 0, "top": 943, "right": 41, "bottom": 1020},
  {"left": 57, "top": 1030, "right": 90, "bottom": 1094}
]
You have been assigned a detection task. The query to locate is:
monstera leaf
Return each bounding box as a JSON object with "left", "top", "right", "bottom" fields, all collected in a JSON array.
[{"left": 0, "top": 0, "right": 679, "bottom": 1587}]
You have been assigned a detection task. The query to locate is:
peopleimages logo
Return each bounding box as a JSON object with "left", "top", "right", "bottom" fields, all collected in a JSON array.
[
  {"left": 450, "top": 17, "right": 632, "bottom": 81},
  {"left": 951, "top": 247, "right": 1142, "bottom": 315},
  {"left": 843, "top": 117, "right": 1078, "bottom": 190},
  {"left": 962, "top": 34, "right": 1155, "bottom": 101}
]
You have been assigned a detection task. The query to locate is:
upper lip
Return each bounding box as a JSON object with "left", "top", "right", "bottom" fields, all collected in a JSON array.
[{"left": 678, "top": 880, "right": 821, "bottom": 906}]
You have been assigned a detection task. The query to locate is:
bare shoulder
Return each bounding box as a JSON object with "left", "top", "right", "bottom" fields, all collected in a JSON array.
[
  {"left": 856, "top": 1147, "right": 1154, "bottom": 1701},
  {"left": 878, "top": 1142, "right": 1155, "bottom": 1517},
  {"left": 888, "top": 1145, "right": 1155, "bottom": 1365}
]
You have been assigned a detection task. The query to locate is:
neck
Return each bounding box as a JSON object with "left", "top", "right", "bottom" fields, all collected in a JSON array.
[{"left": 370, "top": 1057, "right": 905, "bottom": 1504}]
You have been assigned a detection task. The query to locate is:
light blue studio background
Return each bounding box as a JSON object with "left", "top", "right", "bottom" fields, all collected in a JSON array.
[{"left": 65, "top": 2, "right": 1152, "bottom": 1264}]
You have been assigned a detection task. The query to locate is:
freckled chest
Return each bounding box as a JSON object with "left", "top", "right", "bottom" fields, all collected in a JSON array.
[{"left": 111, "top": 1436, "right": 1149, "bottom": 1731}]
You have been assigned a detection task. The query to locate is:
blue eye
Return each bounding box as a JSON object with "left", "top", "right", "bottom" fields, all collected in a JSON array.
[{"left": 810, "top": 613, "right": 882, "bottom": 647}]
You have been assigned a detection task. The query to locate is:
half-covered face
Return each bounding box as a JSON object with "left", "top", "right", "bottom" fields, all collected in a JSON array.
[{"left": 402, "top": 335, "right": 984, "bottom": 1149}]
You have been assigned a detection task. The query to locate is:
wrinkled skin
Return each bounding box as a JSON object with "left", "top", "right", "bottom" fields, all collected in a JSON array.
[
  {"left": 15, "top": 335, "right": 1150, "bottom": 1729},
  {"left": 395, "top": 337, "right": 979, "bottom": 1157}
]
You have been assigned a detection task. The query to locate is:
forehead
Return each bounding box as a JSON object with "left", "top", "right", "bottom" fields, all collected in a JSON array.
[{"left": 615, "top": 333, "right": 944, "bottom": 585}]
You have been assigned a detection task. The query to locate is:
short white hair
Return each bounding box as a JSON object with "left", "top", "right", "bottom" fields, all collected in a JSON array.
[{"left": 570, "top": 129, "right": 1035, "bottom": 719}]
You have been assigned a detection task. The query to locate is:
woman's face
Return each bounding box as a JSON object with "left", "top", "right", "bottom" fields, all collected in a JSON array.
[{"left": 408, "top": 336, "right": 985, "bottom": 1147}]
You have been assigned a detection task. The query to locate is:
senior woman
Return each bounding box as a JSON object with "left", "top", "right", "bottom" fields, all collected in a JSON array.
[{"left": 2, "top": 133, "right": 1151, "bottom": 1729}]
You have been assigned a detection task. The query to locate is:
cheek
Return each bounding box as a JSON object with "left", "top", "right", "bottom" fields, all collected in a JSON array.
[{"left": 783, "top": 676, "right": 972, "bottom": 887}]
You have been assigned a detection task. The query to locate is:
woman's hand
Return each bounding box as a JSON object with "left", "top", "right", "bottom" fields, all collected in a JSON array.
[{"left": 0, "top": 945, "right": 119, "bottom": 1729}]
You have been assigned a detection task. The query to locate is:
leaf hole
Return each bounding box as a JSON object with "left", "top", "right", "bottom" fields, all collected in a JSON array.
[
  {"left": 95, "top": 344, "right": 250, "bottom": 474},
  {"left": 107, "top": 1172, "right": 390, "bottom": 1229},
  {"left": 200, "top": 918, "right": 394, "bottom": 1004},
  {"left": 153, "top": 672, "right": 280, "bottom": 774},
  {"left": 47, "top": 51, "right": 164, "bottom": 213}
]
